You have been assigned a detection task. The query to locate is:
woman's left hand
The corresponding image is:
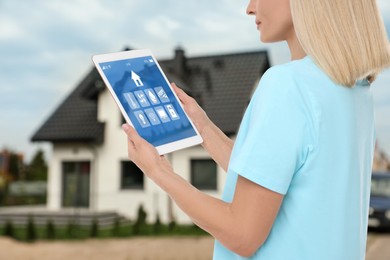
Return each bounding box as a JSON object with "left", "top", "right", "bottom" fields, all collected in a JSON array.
[{"left": 121, "top": 124, "right": 173, "bottom": 178}]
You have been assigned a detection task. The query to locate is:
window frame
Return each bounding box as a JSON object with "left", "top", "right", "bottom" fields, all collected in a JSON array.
[
  {"left": 120, "top": 160, "right": 144, "bottom": 190},
  {"left": 190, "top": 159, "right": 218, "bottom": 191}
]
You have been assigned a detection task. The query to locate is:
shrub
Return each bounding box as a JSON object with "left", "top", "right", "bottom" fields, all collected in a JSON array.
[
  {"left": 3, "top": 220, "right": 14, "bottom": 239},
  {"left": 90, "top": 218, "right": 98, "bottom": 238},
  {"left": 66, "top": 220, "right": 77, "bottom": 239},
  {"left": 133, "top": 205, "right": 147, "bottom": 235},
  {"left": 26, "top": 215, "right": 37, "bottom": 241},
  {"left": 168, "top": 220, "right": 176, "bottom": 232},
  {"left": 111, "top": 216, "right": 120, "bottom": 237},
  {"left": 153, "top": 214, "right": 162, "bottom": 235},
  {"left": 46, "top": 219, "right": 55, "bottom": 239}
]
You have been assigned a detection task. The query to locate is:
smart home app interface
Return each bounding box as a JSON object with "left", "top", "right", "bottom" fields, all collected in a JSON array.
[{"left": 99, "top": 56, "right": 197, "bottom": 146}]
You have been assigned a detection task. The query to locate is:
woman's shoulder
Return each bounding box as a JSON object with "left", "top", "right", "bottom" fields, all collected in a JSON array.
[
  {"left": 253, "top": 56, "right": 320, "bottom": 122},
  {"left": 259, "top": 55, "right": 323, "bottom": 92},
  {"left": 259, "top": 58, "right": 305, "bottom": 91},
  {"left": 264, "top": 56, "right": 314, "bottom": 78}
]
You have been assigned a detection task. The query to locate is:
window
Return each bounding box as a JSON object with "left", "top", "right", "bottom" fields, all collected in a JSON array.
[
  {"left": 191, "top": 159, "right": 217, "bottom": 190},
  {"left": 121, "top": 161, "right": 144, "bottom": 190},
  {"left": 62, "top": 161, "right": 90, "bottom": 208}
]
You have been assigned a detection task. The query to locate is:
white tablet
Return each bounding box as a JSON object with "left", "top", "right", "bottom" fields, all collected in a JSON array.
[{"left": 92, "top": 49, "right": 203, "bottom": 155}]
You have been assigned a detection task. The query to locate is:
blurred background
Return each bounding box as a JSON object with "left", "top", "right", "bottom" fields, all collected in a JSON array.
[{"left": 0, "top": 0, "right": 389, "bottom": 259}]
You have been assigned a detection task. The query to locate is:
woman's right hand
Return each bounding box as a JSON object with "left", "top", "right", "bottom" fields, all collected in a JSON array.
[
  {"left": 172, "top": 82, "right": 233, "bottom": 172},
  {"left": 171, "top": 82, "right": 211, "bottom": 135}
]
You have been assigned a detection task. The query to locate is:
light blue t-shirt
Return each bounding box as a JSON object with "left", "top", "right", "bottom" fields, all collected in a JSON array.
[{"left": 213, "top": 55, "right": 376, "bottom": 260}]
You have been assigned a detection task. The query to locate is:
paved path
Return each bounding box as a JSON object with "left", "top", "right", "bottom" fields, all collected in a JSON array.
[
  {"left": 1, "top": 234, "right": 389, "bottom": 260},
  {"left": 0, "top": 236, "right": 215, "bottom": 260},
  {"left": 366, "top": 233, "right": 390, "bottom": 260}
]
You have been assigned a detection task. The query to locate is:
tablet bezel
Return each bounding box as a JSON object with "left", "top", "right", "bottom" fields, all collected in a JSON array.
[{"left": 92, "top": 49, "right": 203, "bottom": 155}]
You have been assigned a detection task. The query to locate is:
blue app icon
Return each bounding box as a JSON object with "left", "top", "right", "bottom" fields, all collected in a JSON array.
[
  {"left": 134, "top": 110, "right": 151, "bottom": 128},
  {"left": 145, "top": 88, "right": 160, "bottom": 105},
  {"left": 144, "top": 108, "right": 161, "bottom": 125},
  {"left": 154, "top": 106, "right": 171, "bottom": 123},
  {"left": 123, "top": 92, "right": 140, "bottom": 109},
  {"left": 165, "top": 104, "right": 180, "bottom": 120},
  {"left": 154, "top": 87, "right": 170, "bottom": 103},
  {"left": 134, "top": 90, "right": 150, "bottom": 107}
]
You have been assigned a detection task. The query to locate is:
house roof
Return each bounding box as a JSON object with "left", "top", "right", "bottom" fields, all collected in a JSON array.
[
  {"left": 31, "top": 69, "right": 105, "bottom": 143},
  {"left": 31, "top": 47, "right": 270, "bottom": 144}
]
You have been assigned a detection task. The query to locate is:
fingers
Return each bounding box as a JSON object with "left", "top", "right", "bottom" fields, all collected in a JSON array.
[
  {"left": 171, "top": 82, "right": 188, "bottom": 102},
  {"left": 122, "top": 124, "right": 142, "bottom": 146}
]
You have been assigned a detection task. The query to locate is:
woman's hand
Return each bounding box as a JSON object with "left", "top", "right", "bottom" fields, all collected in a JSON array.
[
  {"left": 172, "top": 82, "right": 234, "bottom": 172},
  {"left": 171, "top": 82, "right": 211, "bottom": 135},
  {"left": 121, "top": 124, "right": 173, "bottom": 179}
]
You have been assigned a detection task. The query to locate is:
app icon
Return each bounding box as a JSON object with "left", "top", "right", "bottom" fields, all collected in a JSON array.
[
  {"left": 123, "top": 92, "right": 140, "bottom": 109},
  {"left": 131, "top": 71, "right": 144, "bottom": 87},
  {"left": 134, "top": 90, "right": 150, "bottom": 107},
  {"left": 134, "top": 110, "right": 151, "bottom": 128},
  {"left": 154, "top": 87, "right": 170, "bottom": 103},
  {"left": 144, "top": 108, "right": 161, "bottom": 125},
  {"left": 154, "top": 106, "right": 171, "bottom": 123},
  {"left": 165, "top": 104, "right": 180, "bottom": 120},
  {"left": 145, "top": 89, "right": 160, "bottom": 105}
]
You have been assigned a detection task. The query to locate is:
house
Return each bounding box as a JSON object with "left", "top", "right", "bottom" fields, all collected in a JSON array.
[
  {"left": 31, "top": 47, "right": 270, "bottom": 224},
  {"left": 373, "top": 142, "right": 390, "bottom": 172}
]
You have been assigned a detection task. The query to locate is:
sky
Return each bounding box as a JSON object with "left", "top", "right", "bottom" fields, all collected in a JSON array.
[{"left": 0, "top": 0, "right": 390, "bottom": 163}]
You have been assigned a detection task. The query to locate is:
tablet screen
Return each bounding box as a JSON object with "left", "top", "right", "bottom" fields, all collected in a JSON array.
[{"left": 98, "top": 55, "right": 198, "bottom": 147}]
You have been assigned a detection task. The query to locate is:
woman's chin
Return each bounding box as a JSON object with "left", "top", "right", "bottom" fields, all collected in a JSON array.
[
  {"left": 260, "top": 35, "right": 282, "bottom": 44},
  {"left": 260, "top": 35, "right": 271, "bottom": 43}
]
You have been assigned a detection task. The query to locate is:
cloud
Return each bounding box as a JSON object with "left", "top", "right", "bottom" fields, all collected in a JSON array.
[
  {"left": 0, "top": 16, "right": 25, "bottom": 40},
  {"left": 145, "top": 15, "right": 181, "bottom": 42}
]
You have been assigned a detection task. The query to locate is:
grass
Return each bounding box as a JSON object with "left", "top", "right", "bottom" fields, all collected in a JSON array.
[{"left": 0, "top": 222, "right": 208, "bottom": 242}]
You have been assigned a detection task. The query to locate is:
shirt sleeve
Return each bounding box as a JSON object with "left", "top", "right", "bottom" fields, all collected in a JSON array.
[{"left": 228, "top": 65, "right": 315, "bottom": 195}]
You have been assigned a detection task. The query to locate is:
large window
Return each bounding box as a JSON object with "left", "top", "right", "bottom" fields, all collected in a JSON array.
[
  {"left": 62, "top": 161, "right": 90, "bottom": 208},
  {"left": 191, "top": 159, "right": 217, "bottom": 191},
  {"left": 121, "top": 161, "right": 144, "bottom": 190}
]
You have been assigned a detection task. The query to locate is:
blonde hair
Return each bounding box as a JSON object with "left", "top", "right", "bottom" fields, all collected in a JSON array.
[{"left": 290, "top": 0, "right": 390, "bottom": 87}]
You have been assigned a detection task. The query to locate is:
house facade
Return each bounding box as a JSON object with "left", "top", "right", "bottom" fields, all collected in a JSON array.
[
  {"left": 32, "top": 47, "right": 270, "bottom": 224},
  {"left": 373, "top": 142, "right": 390, "bottom": 172}
]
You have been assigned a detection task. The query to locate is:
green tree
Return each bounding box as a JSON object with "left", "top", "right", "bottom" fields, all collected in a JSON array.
[
  {"left": 133, "top": 205, "right": 147, "bottom": 235},
  {"left": 26, "top": 149, "right": 47, "bottom": 181},
  {"left": 8, "top": 153, "right": 22, "bottom": 180}
]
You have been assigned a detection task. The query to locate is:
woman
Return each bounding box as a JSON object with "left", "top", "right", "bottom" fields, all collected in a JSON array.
[{"left": 122, "top": 0, "right": 390, "bottom": 259}]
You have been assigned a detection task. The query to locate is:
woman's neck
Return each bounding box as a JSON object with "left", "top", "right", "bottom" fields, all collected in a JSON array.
[{"left": 286, "top": 32, "right": 307, "bottom": 61}]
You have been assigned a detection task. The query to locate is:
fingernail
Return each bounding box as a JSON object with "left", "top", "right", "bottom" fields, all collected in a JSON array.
[{"left": 122, "top": 124, "right": 130, "bottom": 131}]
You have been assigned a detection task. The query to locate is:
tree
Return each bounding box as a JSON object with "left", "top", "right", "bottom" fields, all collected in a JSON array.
[
  {"left": 133, "top": 205, "right": 147, "bottom": 235},
  {"left": 8, "top": 153, "right": 22, "bottom": 180},
  {"left": 26, "top": 149, "right": 47, "bottom": 181}
]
